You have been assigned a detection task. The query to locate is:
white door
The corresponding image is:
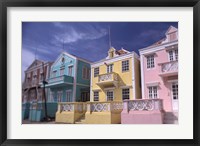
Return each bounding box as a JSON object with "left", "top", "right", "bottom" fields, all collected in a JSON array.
[{"left": 172, "top": 82, "right": 178, "bottom": 111}]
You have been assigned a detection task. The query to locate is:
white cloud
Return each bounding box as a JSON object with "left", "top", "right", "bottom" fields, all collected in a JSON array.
[{"left": 53, "top": 24, "right": 108, "bottom": 44}]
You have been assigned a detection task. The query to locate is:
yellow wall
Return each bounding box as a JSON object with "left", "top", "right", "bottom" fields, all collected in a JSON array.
[
  {"left": 134, "top": 57, "right": 142, "bottom": 99},
  {"left": 85, "top": 111, "right": 121, "bottom": 124},
  {"left": 91, "top": 57, "right": 137, "bottom": 102}
]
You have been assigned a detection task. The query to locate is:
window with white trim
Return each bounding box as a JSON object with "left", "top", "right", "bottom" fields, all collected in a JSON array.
[
  {"left": 60, "top": 68, "right": 65, "bottom": 76},
  {"left": 172, "top": 83, "right": 178, "bottom": 100},
  {"left": 93, "top": 91, "right": 99, "bottom": 101},
  {"left": 168, "top": 49, "right": 178, "bottom": 61},
  {"left": 122, "top": 88, "right": 130, "bottom": 100},
  {"left": 107, "top": 64, "right": 113, "bottom": 73},
  {"left": 148, "top": 86, "right": 158, "bottom": 99},
  {"left": 122, "top": 60, "right": 129, "bottom": 72},
  {"left": 169, "top": 32, "right": 177, "bottom": 41},
  {"left": 107, "top": 91, "right": 114, "bottom": 101},
  {"left": 147, "top": 55, "right": 155, "bottom": 69},
  {"left": 68, "top": 66, "right": 73, "bottom": 76},
  {"left": 94, "top": 67, "right": 99, "bottom": 77},
  {"left": 66, "top": 90, "right": 72, "bottom": 102},
  {"left": 57, "top": 91, "right": 63, "bottom": 102}
]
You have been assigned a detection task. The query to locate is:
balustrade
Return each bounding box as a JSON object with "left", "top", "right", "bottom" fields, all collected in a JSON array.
[
  {"left": 160, "top": 61, "right": 178, "bottom": 73},
  {"left": 98, "top": 72, "right": 118, "bottom": 82},
  {"left": 58, "top": 102, "right": 87, "bottom": 113},
  {"left": 87, "top": 101, "right": 123, "bottom": 112},
  {"left": 124, "top": 99, "right": 163, "bottom": 111}
]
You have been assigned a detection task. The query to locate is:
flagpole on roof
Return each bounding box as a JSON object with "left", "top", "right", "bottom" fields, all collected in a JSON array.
[
  {"left": 35, "top": 48, "right": 37, "bottom": 60},
  {"left": 108, "top": 26, "right": 112, "bottom": 48},
  {"left": 62, "top": 39, "right": 65, "bottom": 52}
]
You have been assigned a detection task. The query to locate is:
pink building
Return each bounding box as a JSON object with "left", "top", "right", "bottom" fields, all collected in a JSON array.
[{"left": 139, "top": 26, "right": 178, "bottom": 123}]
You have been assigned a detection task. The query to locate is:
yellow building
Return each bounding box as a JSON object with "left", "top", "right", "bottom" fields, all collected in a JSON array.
[
  {"left": 85, "top": 47, "right": 141, "bottom": 124},
  {"left": 91, "top": 47, "right": 141, "bottom": 102}
]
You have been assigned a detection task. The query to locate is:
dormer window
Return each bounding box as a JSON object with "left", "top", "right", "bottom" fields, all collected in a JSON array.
[
  {"left": 168, "top": 32, "right": 177, "bottom": 41},
  {"left": 109, "top": 51, "right": 114, "bottom": 58},
  {"left": 108, "top": 47, "right": 116, "bottom": 59}
]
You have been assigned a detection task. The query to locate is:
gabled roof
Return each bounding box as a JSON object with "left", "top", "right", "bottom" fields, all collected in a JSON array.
[
  {"left": 51, "top": 51, "right": 92, "bottom": 67},
  {"left": 115, "top": 48, "right": 130, "bottom": 55},
  {"left": 165, "top": 25, "right": 178, "bottom": 35},
  {"left": 27, "top": 59, "right": 44, "bottom": 70}
]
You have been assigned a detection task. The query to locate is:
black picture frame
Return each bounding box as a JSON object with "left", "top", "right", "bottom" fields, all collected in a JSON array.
[{"left": 0, "top": 0, "right": 199, "bottom": 146}]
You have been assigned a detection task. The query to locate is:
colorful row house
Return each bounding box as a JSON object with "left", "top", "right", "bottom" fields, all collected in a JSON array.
[
  {"left": 22, "top": 26, "right": 178, "bottom": 124},
  {"left": 22, "top": 60, "right": 52, "bottom": 121},
  {"left": 55, "top": 47, "right": 141, "bottom": 124},
  {"left": 46, "top": 52, "right": 91, "bottom": 123},
  {"left": 53, "top": 26, "right": 179, "bottom": 124},
  {"left": 137, "top": 26, "right": 178, "bottom": 124}
]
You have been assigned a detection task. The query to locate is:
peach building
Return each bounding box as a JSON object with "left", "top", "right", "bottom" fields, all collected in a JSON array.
[{"left": 139, "top": 26, "right": 178, "bottom": 123}]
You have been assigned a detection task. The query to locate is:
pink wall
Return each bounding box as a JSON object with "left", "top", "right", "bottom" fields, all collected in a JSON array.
[{"left": 141, "top": 48, "right": 178, "bottom": 112}]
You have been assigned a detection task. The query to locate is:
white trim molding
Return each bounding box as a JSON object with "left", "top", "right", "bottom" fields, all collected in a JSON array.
[
  {"left": 120, "top": 85, "right": 132, "bottom": 89},
  {"left": 132, "top": 55, "right": 136, "bottom": 99},
  {"left": 104, "top": 87, "right": 115, "bottom": 91},
  {"left": 146, "top": 81, "right": 160, "bottom": 87},
  {"left": 140, "top": 55, "right": 145, "bottom": 99},
  {"left": 139, "top": 40, "right": 178, "bottom": 55},
  {"left": 91, "top": 52, "right": 135, "bottom": 68},
  {"left": 72, "top": 58, "right": 78, "bottom": 102}
]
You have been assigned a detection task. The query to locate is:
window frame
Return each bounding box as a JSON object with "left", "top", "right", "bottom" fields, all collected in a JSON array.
[
  {"left": 122, "top": 88, "right": 130, "bottom": 100},
  {"left": 60, "top": 67, "right": 65, "bottom": 76},
  {"left": 68, "top": 65, "right": 73, "bottom": 76},
  {"left": 122, "top": 60, "right": 129, "bottom": 72},
  {"left": 94, "top": 67, "right": 99, "bottom": 77},
  {"left": 107, "top": 64, "right": 113, "bottom": 73},
  {"left": 93, "top": 91, "right": 99, "bottom": 101},
  {"left": 106, "top": 90, "right": 114, "bottom": 101},
  {"left": 146, "top": 55, "right": 155, "bottom": 69},
  {"left": 168, "top": 49, "right": 178, "bottom": 62},
  {"left": 148, "top": 86, "right": 158, "bottom": 99}
]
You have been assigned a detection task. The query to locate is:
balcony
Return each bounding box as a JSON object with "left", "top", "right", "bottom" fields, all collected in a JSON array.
[
  {"left": 22, "top": 80, "right": 39, "bottom": 89},
  {"left": 46, "top": 75, "right": 74, "bottom": 87},
  {"left": 96, "top": 72, "right": 118, "bottom": 88},
  {"left": 159, "top": 61, "right": 178, "bottom": 77}
]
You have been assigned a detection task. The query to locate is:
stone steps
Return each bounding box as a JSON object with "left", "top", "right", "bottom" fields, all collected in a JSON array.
[
  {"left": 75, "top": 115, "right": 86, "bottom": 124},
  {"left": 163, "top": 112, "right": 178, "bottom": 124}
]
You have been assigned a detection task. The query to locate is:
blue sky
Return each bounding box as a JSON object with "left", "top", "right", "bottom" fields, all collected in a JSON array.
[{"left": 22, "top": 22, "right": 178, "bottom": 79}]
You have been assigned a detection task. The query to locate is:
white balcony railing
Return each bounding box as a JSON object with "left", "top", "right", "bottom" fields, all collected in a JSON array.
[
  {"left": 160, "top": 61, "right": 178, "bottom": 73},
  {"left": 98, "top": 72, "right": 118, "bottom": 83},
  {"left": 58, "top": 102, "right": 87, "bottom": 113},
  {"left": 123, "top": 99, "right": 163, "bottom": 111},
  {"left": 87, "top": 101, "right": 123, "bottom": 112}
]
